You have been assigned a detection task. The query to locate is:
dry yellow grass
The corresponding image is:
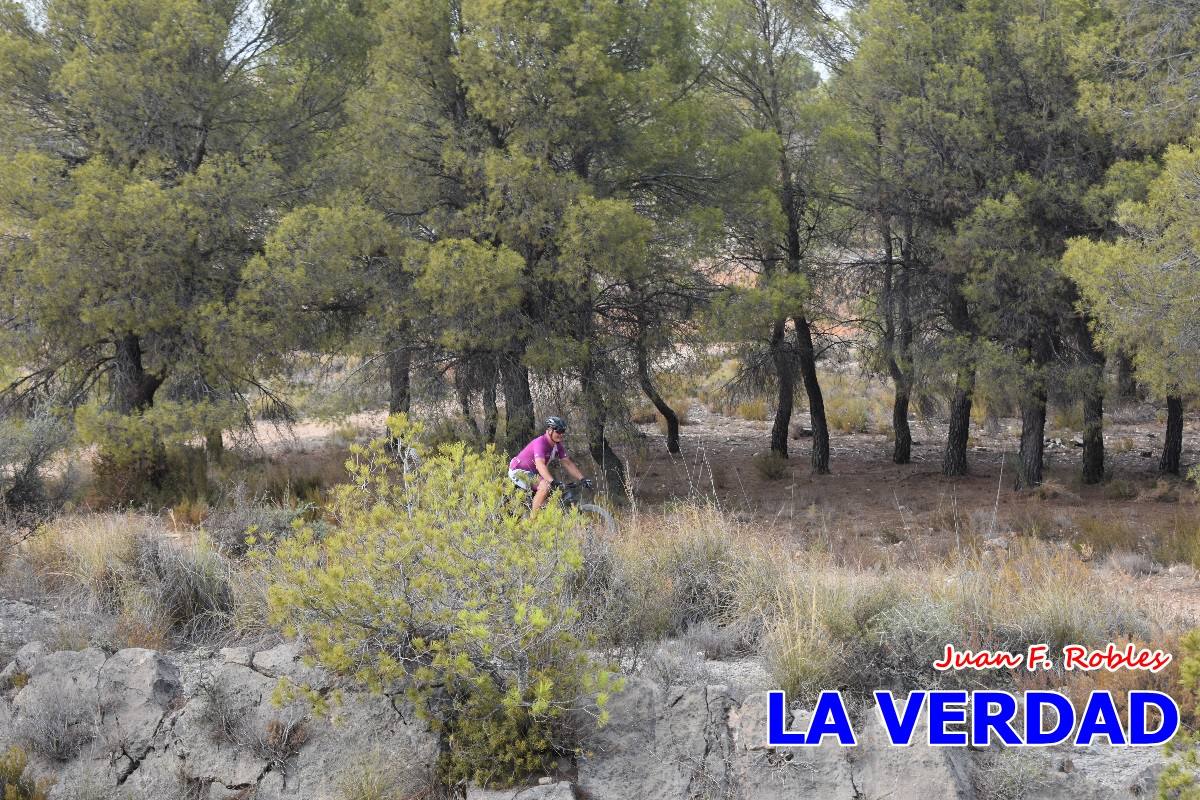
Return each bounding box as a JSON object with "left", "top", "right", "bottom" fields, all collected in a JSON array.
[{"left": 589, "top": 503, "right": 1161, "bottom": 704}]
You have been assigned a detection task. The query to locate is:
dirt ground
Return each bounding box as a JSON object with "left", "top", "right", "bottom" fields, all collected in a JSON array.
[
  {"left": 625, "top": 402, "right": 1198, "bottom": 530},
  {"left": 621, "top": 402, "right": 1200, "bottom": 628},
  {"left": 242, "top": 401, "right": 1200, "bottom": 543}
]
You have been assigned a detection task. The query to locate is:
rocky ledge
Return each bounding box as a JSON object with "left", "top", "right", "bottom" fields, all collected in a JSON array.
[{"left": 0, "top": 640, "right": 1169, "bottom": 799}]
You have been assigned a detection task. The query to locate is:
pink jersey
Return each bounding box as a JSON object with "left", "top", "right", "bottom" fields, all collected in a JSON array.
[{"left": 510, "top": 433, "right": 567, "bottom": 472}]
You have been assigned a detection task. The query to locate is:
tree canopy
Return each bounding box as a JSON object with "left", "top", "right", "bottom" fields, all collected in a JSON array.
[{"left": 2, "top": 0, "right": 1198, "bottom": 499}]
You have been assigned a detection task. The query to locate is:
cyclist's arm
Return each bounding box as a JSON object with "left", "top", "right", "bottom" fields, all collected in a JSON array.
[
  {"left": 561, "top": 458, "right": 584, "bottom": 481},
  {"left": 534, "top": 456, "right": 555, "bottom": 485}
]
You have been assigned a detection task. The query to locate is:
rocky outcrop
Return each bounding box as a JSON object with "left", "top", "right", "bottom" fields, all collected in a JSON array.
[
  {"left": 0, "top": 648, "right": 1171, "bottom": 800},
  {"left": 0, "top": 641, "right": 439, "bottom": 799},
  {"left": 575, "top": 677, "right": 1165, "bottom": 800}
]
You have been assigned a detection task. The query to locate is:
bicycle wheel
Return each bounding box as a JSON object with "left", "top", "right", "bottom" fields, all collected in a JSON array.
[{"left": 576, "top": 503, "right": 617, "bottom": 535}]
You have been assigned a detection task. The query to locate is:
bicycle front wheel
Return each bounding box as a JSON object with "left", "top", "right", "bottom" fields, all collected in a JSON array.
[{"left": 576, "top": 503, "right": 617, "bottom": 535}]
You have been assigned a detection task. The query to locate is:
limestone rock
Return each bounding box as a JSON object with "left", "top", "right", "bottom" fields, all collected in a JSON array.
[
  {"left": 577, "top": 679, "right": 736, "bottom": 800},
  {"left": 467, "top": 781, "right": 577, "bottom": 800},
  {"left": 96, "top": 648, "right": 183, "bottom": 761},
  {"left": 251, "top": 641, "right": 334, "bottom": 691},
  {"left": 0, "top": 640, "right": 47, "bottom": 688}
]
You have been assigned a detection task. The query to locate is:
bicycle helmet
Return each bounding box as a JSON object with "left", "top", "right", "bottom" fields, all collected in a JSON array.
[{"left": 545, "top": 416, "right": 567, "bottom": 432}]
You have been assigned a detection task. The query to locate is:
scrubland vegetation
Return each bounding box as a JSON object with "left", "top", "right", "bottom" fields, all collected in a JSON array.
[
  {"left": 3, "top": 407, "right": 1200, "bottom": 794},
  {"left": 2, "top": 0, "right": 1200, "bottom": 794}
]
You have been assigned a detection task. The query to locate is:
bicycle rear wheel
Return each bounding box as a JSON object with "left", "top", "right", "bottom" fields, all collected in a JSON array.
[{"left": 576, "top": 503, "right": 617, "bottom": 535}]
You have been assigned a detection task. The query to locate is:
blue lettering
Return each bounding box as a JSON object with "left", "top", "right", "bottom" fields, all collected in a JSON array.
[
  {"left": 1075, "top": 691, "right": 1127, "bottom": 745},
  {"left": 1025, "top": 691, "right": 1075, "bottom": 745},
  {"left": 767, "top": 691, "right": 856, "bottom": 746},
  {"left": 808, "top": 691, "right": 858, "bottom": 746},
  {"left": 928, "top": 690, "right": 968, "bottom": 745},
  {"left": 971, "top": 691, "right": 1021, "bottom": 746},
  {"left": 874, "top": 691, "right": 926, "bottom": 745},
  {"left": 767, "top": 691, "right": 806, "bottom": 745},
  {"left": 1128, "top": 691, "right": 1179, "bottom": 746}
]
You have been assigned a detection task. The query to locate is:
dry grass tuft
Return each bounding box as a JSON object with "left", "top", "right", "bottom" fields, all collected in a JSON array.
[
  {"left": 751, "top": 452, "right": 790, "bottom": 481},
  {"left": 19, "top": 513, "right": 246, "bottom": 648}
]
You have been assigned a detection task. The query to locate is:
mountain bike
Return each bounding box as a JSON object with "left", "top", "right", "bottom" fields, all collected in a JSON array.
[{"left": 528, "top": 480, "right": 617, "bottom": 534}]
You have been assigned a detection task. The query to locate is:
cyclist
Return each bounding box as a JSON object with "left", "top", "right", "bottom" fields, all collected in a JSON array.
[{"left": 509, "top": 416, "right": 591, "bottom": 514}]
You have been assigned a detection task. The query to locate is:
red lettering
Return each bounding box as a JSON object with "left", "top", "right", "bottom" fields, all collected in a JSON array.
[
  {"left": 934, "top": 644, "right": 1024, "bottom": 671},
  {"left": 1062, "top": 644, "right": 1174, "bottom": 672},
  {"left": 1063, "top": 645, "right": 1086, "bottom": 669}
]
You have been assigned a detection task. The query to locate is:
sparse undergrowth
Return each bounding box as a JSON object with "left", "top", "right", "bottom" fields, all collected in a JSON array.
[
  {"left": 581, "top": 503, "right": 1176, "bottom": 708},
  {"left": 0, "top": 746, "right": 52, "bottom": 800},
  {"left": 13, "top": 512, "right": 267, "bottom": 649}
]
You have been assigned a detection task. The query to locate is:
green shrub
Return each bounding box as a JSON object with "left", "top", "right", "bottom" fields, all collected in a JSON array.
[
  {"left": 1158, "top": 629, "right": 1200, "bottom": 799},
  {"left": 1049, "top": 403, "right": 1084, "bottom": 432},
  {"left": 0, "top": 746, "right": 51, "bottom": 800},
  {"left": 23, "top": 514, "right": 237, "bottom": 647},
  {"left": 257, "top": 415, "right": 619, "bottom": 788},
  {"left": 1102, "top": 478, "right": 1139, "bottom": 501},
  {"left": 1153, "top": 512, "right": 1200, "bottom": 569},
  {"left": 0, "top": 407, "right": 73, "bottom": 518},
  {"left": 1073, "top": 515, "right": 1140, "bottom": 557}
]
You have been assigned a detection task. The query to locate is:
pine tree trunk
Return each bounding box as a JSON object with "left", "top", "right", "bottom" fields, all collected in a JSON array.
[
  {"left": 878, "top": 207, "right": 913, "bottom": 465},
  {"left": 111, "top": 333, "right": 162, "bottom": 415},
  {"left": 386, "top": 346, "right": 411, "bottom": 415},
  {"left": 636, "top": 343, "right": 680, "bottom": 455},
  {"left": 482, "top": 361, "right": 499, "bottom": 443},
  {"left": 892, "top": 387, "right": 912, "bottom": 464},
  {"left": 108, "top": 333, "right": 165, "bottom": 493},
  {"left": 1082, "top": 391, "right": 1104, "bottom": 484},
  {"left": 205, "top": 428, "right": 224, "bottom": 464},
  {"left": 1160, "top": 396, "right": 1183, "bottom": 475},
  {"left": 769, "top": 319, "right": 793, "bottom": 458},
  {"left": 892, "top": 222, "right": 915, "bottom": 465},
  {"left": 500, "top": 355, "right": 535, "bottom": 455},
  {"left": 942, "top": 281, "right": 974, "bottom": 478},
  {"left": 794, "top": 315, "right": 829, "bottom": 474},
  {"left": 1079, "top": 323, "right": 1105, "bottom": 485},
  {"left": 454, "top": 368, "right": 481, "bottom": 441},
  {"left": 1116, "top": 351, "right": 1138, "bottom": 401},
  {"left": 1016, "top": 390, "right": 1047, "bottom": 489},
  {"left": 589, "top": 425, "right": 627, "bottom": 501},
  {"left": 942, "top": 368, "right": 974, "bottom": 477},
  {"left": 582, "top": 359, "right": 627, "bottom": 499}
]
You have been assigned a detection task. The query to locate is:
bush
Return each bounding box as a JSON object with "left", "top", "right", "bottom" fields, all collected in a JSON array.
[
  {"left": 733, "top": 399, "right": 769, "bottom": 421},
  {"left": 1073, "top": 515, "right": 1141, "bottom": 558},
  {"left": 577, "top": 505, "right": 770, "bottom": 665},
  {"left": 0, "top": 746, "right": 52, "bottom": 800},
  {"left": 0, "top": 408, "right": 73, "bottom": 517},
  {"left": 21, "top": 513, "right": 238, "bottom": 647},
  {"left": 825, "top": 395, "right": 869, "bottom": 433},
  {"left": 204, "top": 483, "right": 305, "bottom": 557},
  {"left": 1102, "top": 478, "right": 1139, "bottom": 501},
  {"left": 1, "top": 409, "right": 74, "bottom": 572},
  {"left": 336, "top": 751, "right": 437, "bottom": 800},
  {"left": 1159, "top": 629, "right": 1200, "bottom": 799},
  {"left": 1154, "top": 512, "right": 1200, "bottom": 569},
  {"left": 125, "top": 534, "right": 235, "bottom": 644},
  {"left": 752, "top": 452, "right": 789, "bottom": 480},
  {"left": 257, "top": 415, "right": 619, "bottom": 788},
  {"left": 14, "top": 689, "right": 95, "bottom": 761},
  {"left": 759, "top": 541, "right": 1152, "bottom": 702}
]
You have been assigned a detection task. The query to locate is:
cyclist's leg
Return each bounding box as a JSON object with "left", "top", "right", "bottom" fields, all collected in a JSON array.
[
  {"left": 531, "top": 475, "right": 553, "bottom": 513},
  {"left": 508, "top": 468, "right": 536, "bottom": 491}
]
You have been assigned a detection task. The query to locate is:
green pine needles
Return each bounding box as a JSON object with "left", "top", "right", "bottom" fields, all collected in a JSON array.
[{"left": 253, "top": 415, "right": 621, "bottom": 787}]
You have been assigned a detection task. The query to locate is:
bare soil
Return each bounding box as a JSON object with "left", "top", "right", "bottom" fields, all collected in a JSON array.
[{"left": 625, "top": 403, "right": 1196, "bottom": 528}]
